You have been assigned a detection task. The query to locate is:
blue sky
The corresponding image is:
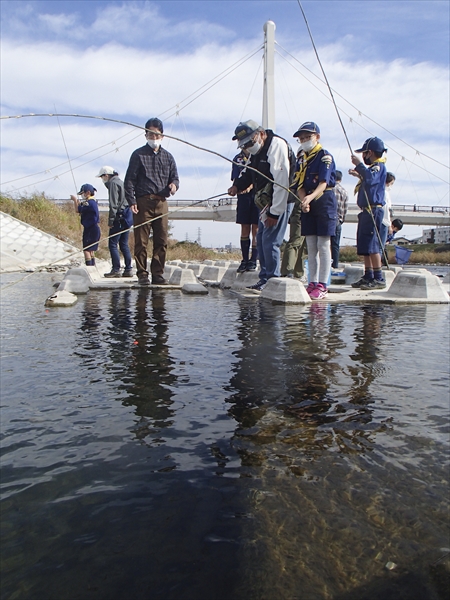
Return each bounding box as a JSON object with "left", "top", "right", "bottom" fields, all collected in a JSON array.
[{"left": 1, "top": 0, "right": 449, "bottom": 245}]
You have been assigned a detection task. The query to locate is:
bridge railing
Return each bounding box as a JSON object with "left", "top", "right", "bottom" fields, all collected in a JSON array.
[{"left": 50, "top": 198, "right": 447, "bottom": 214}]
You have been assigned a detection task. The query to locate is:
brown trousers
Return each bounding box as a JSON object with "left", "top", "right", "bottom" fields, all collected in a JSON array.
[{"left": 133, "top": 195, "right": 168, "bottom": 277}]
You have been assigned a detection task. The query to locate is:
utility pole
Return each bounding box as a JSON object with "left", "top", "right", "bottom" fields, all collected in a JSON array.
[{"left": 262, "top": 20, "right": 276, "bottom": 130}]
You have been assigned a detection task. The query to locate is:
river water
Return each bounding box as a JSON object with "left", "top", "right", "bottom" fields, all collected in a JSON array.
[{"left": 1, "top": 271, "right": 449, "bottom": 600}]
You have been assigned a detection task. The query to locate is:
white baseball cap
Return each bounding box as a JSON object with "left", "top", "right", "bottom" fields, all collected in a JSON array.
[{"left": 96, "top": 166, "right": 115, "bottom": 177}]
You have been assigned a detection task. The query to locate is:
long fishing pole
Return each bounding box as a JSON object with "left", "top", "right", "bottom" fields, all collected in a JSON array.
[
  {"left": 1, "top": 112, "right": 299, "bottom": 203},
  {"left": 44, "top": 192, "right": 232, "bottom": 265},
  {"left": 0, "top": 191, "right": 233, "bottom": 292},
  {"left": 297, "top": 0, "right": 391, "bottom": 269}
]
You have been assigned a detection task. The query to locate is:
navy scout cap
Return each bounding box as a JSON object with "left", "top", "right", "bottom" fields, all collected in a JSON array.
[
  {"left": 293, "top": 122, "right": 320, "bottom": 137},
  {"left": 355, "top": 137, "right": 387, "bottom": 154},
  {"left": 232, "top": 120, "right": 261, "bottom": 147},
  {"left": 78, "top": 184, "right": 97, "bottom": 195}
]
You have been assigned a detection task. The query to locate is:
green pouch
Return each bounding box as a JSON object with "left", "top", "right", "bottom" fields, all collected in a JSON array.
[{"left": 254, "top": 182, "right": 273, "bottom": 211}]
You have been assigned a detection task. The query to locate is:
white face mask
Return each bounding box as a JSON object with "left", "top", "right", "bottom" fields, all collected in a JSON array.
[
  {"left": 147, "top": 140, "right": 161, "bottom": 150},
  {"left": 248, "top": 141, "right": 261, "bottom": 155},
  {"left": 300, "top": 138, "right": 316, "bottom": 153}
]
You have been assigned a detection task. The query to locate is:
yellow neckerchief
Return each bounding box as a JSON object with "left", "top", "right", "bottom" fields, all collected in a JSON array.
[
  {"left": 354, "top": 157, "right": 387, "bottom": 195},
  {"left": 291, "top": 143, "right": 323, "bottom": 189}
]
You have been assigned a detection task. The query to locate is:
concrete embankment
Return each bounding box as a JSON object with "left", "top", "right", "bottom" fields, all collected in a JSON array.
[{"left": 0, "top": 211, "right": 82, "bottom": 272}]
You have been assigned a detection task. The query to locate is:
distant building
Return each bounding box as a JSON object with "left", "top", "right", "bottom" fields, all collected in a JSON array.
[
  {"left": 421, "top": 227, "right": 450, "bottom": 244},
  {"left": 394, "top": 237, "right": 412, "bottom": 246}
]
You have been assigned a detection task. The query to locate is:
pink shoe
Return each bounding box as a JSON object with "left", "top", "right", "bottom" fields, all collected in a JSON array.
[
  {"left": 309, "top": 283, "right": 328, "bottom": 300},
  {"left": 306, "top": 282, "right": 316, "bottom": 294}
]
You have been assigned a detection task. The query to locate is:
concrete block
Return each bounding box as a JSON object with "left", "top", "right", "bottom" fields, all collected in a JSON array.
[
  {"left": 344, "top": 264, "right": 364, "bottom": 284},
  {"left": 203, "top": 260, "right": 214, "bottom": 265},
  {"left": 442, "top": 272, "right": 450, "bottom": 283},
  {"left": 384, "top": 265, "right": 403, "bottom": 275},
  {"left": 187, "top": 263, "right": 205, "bottom": 277},
  {"left": 260, "top": 277, "right": 311, "bottom": 304},
  {"left": 164, "top": 265, "right": 180, "bottom": 279},
  {"left": 385, "top": 269, "right": 450, "bottom": 302},
  {"left": 57, "top": 267, "right": 90, "bottom": 294},
  {"left": 182, "top": 283, "right": 208, "bottom": 295},
  {"left": 230, "top": 271, "right": 260, "bottom": 290},
  {"left": 45, "top": 289, "right": 78, "bottom": 307},
  {"left": 200, "top": 265, "right": 227, "bottom": 282},
  {"left": 214, "top": 261, "right": 231, "bottom": 267},
  {"left": 169, "top": 268, "right": 197, "bottom": 285},
  {"left": 220, "top": 264, "right": 238, "bottom": 288}
]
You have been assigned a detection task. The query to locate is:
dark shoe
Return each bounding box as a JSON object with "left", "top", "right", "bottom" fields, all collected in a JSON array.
[
  {"left": 246, "top": 261, "right": 257, "bottom": 271},
  {"left": 122, "top": 269, "right": 134, "bottom": 277},
  {"left": 360, "top": 279, "right": 386, "bottom": 290},
  {"left": 104, "top": 270, "right": 121, "bottom": 278},
  {"left": 247, "top": 280, "right": 266, "bottom": 292},
  {"left": 351, "top": 277, "right": 371, "bottom": 288},
  {"left": 237, "top": 260, "right": 248, "bottom": 273},
  {"left": 138, "top": 276, "right": 151, "bottom": 286},
  {"left": 152, "top": 275, "right": 168, "bottom": 285}
]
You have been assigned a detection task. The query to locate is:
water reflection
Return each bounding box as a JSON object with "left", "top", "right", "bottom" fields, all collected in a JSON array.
[{"left": 1, "top": 273, "right": 448, "bottom": 600}]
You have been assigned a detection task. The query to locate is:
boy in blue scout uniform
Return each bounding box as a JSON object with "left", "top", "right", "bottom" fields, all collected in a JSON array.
[
  {"left": 231, "top": 149, "right": 259, "bottom": 272},
  {"left": 350, "top": 137, "right": 387, "bottom": 290},
  {"left": 71, "top": 184, "right": 101, "bottom": 266},
  {"left": 293, "top": 122, "right": 337, "bottom": 300}
]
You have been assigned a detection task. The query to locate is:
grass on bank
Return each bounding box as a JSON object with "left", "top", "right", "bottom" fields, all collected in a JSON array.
[{"left": 1, "top": 193, "right": 449, "bottom": 264}]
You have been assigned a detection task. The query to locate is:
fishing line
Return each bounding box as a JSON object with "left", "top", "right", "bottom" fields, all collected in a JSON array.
[
  {"left": 276, "top": 41, "right": 450, "bottom": 173},
  {"left": 297, "top": 0, "right": 390, "bottom": 269},
  {"left": 54, "top": 106, "right": 77, "bottom": 194},
  {"left": 0, "top": 129, "right": 140, "bottom": 186},
  {"left": 297, "top": 1, "right": 352, "bottom": 154}
]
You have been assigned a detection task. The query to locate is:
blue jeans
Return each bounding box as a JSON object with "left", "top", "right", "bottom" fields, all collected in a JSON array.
[
  {"left": 257, "top": 204, "right": 293, "bottom": 282},
  {"left": 109, "top": 221, "right": 132, "bottom": 271},
  {"left": 330, "top": 221, "right": 342, "bottom": 269}
]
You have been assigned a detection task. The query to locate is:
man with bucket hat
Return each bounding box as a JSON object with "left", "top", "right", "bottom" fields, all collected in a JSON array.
[
  {"left": 350, "top": 136, "right": 388, "bottom": 290},
  {"left": 228, "top": 120, "right": 296, "bottom": 292}
]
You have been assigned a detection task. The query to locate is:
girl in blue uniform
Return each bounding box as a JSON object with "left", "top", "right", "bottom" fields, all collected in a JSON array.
[
  {"left": 71, "top": 184, "right": 101, "bottom": 266},
  {"left": 292, "top": 122, "right": 337, "bottom": 300}
]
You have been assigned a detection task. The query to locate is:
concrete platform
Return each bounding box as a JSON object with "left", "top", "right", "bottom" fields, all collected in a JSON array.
[{"left": 46, "top": 260, "right": 450, "bottom": 306}]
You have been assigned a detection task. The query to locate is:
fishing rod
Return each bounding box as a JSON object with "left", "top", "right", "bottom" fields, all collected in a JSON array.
[
  {"left": 0, "top": 191, "right": 233, "bottom": 292},
  {"left": 297, "top": 0, "right": 391, "bottom": 270},
  {"left": 1, "top": 112, "right": 299, "bottom": 203},
  {"left": 46, "top": 192, "right": 232, "bottom": 265}
]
